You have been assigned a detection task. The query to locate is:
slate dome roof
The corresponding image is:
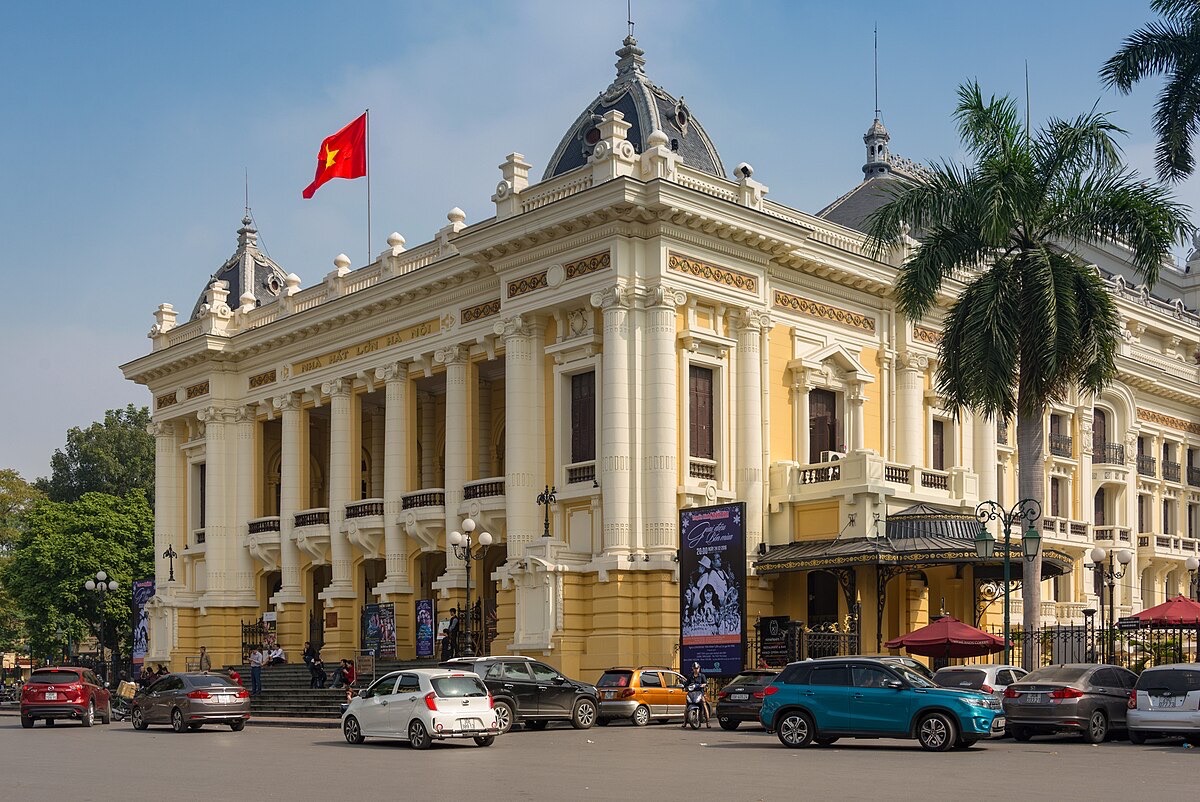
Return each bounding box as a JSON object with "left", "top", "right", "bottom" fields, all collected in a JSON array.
[
  {"left": 543, "top": 35, "right": 726, "bottom": 181},
  {"left": 190, "top": 215, "right": 289, "bottom": 320}
]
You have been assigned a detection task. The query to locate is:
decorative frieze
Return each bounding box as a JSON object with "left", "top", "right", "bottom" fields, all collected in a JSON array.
[
  {"left": 773, "top": 290, "right": 876, "bottom": 333},
  {"left": 186, "top": 381, "right": 209, "bottom": 399},
  {"left": 248, "top": 369, "right": 277, "bottom": 389},
  {"left": 564, "top": 251, "right": 611, "bottom": 280},
  {"left": 668, "top": 252, "right": 757, "bottom": 294},
  {"left": 461, "top": 299, "right": 501, "bottom": 324},
  {"left": 508, "top": 271, "right": 548, "bottom": 299},
  {"left": 292, "top": 317, "right": 442, "bottom": 377},
  {"left": 155, "top": 392, "right": 178, "bottom": 410},
  {"left": 913, "top": 326, "right": 942, "bottom": 345},
  {"left": 1137, "top": 408, "right": 1200, "bottom": 436}
]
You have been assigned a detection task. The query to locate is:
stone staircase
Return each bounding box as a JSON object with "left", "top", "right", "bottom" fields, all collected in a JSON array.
[{"left": 228, "top": 659, "right": 438, "bottom": 719}]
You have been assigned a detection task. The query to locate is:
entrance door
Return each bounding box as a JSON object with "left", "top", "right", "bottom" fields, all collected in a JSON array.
[
  {"left": 809, "top": 389, "right": 838, "bottom": 463},
  {"left": 309, "top": 565, "right": 331, "bottom": 651},
  {"left": 807, "top": 571, "right": 840, "bottom": 629}
]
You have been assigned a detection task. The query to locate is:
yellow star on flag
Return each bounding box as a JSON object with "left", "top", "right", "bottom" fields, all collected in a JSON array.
[{"left": 324, "top": 144, "right": 339, "bottom": 169}]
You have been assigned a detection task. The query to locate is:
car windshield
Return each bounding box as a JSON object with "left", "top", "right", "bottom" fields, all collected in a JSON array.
[
  {"left": 933, "top": 669, "right": 986, "bottom": 690},
  {"left": 598, "top": 671, "right": 632, "bottom": 688},
  {"left": 29, "top": 670, "right": 80, "bottom": 685},
  {"left": 1137, "top": 668, "right": 1200, "bottom": 695},
  {"left": 726, "top": 672, "right": 774, "bottom": 686},
  {"left": 893, "top": 665, "right": 935, "bottom": 688},
  {"left": 1021, "top": 666, "right": 1091, "bottom": 684},
  {"left": 188, "top": 676, "right": 236, "bottom": 688},
  {"left": 431, "top": 676, "right": 488, "bottom": 698}
]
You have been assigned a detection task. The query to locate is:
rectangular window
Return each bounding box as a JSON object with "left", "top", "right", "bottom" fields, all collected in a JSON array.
[
  {"left": 808, "top": 388, "right": 838, "bottom": 463},
  {"left": 689, "top": 366, "right": 714, "bottom": 459},
  {"left": 570, "top": 371, "right": 596, "bottom": 463},
  {"left": 932, "top": 420, "right": 946, "bottom": 471},
  {"left": 198, "top": 463, "right": 207, "bottom": 529},
  {"left": 1138, "top": 495, "right": 1147, "bottom": 533},
  {"left": 1050, "top": 478, "right": 1061, "bottom": 518}
]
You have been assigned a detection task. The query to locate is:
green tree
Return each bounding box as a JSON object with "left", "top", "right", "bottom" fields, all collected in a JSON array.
[
  {"left": 37, "top": 405, "right": 155, "bottom": 507},
  {"left": 1101, "top": 0, "right": 1200, "bottom": 181},
  {"left": 1, "top": 491, "right": 153, "bottom": 664},
  {"left": 0, "top": 470, "right": 43, "bottom": 652},
  {"left": 866, "top": 82, "right": 1192, "bottom": 638}
]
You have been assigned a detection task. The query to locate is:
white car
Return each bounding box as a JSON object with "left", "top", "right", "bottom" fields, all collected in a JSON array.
[
  {"left": 341, "top": 668, "right": 500, "bottom": 749},
  {"left": 932, "top": 664, "right": 1028, "bottom": 702},
  {"left": 1127, "top": 664, "right": 1200, "bottom": 745}
]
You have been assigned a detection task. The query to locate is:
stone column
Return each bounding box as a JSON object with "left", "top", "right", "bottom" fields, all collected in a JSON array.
[
  {"left": 201, "top": 406, "right": 229, "bottom": 594},
  {"left": 973, "top": 414, "right": 999, "bottom": 501},
  {"left": 644, "top": 288, "right": 685, "bottom": 554},
  {"left": 478, "top": 379, "right": 493, "bottom": 478},
  {"left": 232, "top": 406, "right": 258, "bottom": 600},
  {"left": 591, "top": 287, "right": 635, "bottom": 556},
  {"left": 150, "top": 420, "right": 181, "bottom": 591},
  {"left": 496, "top": 318, "right": 540, "bottom": 555},
  {"left": 438, "top": 345, "right": 471, "bottom": 568},
  {"left": 896, "top": 352, "right": 928, "bottom": 466},
  {"left": 848, "top": 384, "right": 867, "bottom": 452},
  {"left": 734, "top": 307, "right": 768, "bottom": 555},
  {"left": 376, "top": 361, "right": 412, "bottom": 594},
  {"left": 323, "top": 378, "right": 355, "bottom": 591},
  {"left": 370, "top": 410, "right": 385, "bottom": 498},
  {"left": 273, "top": 393, "right": 305, "bottom": 603},
  {"left": 793, "top": 372, "right": 810, "bottom": 463}
]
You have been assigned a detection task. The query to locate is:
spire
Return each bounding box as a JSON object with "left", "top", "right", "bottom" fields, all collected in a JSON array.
[
  {"left": 237, "top": 212, "right": 259, "bottom": 250},
  {"left": 863, "top": 24, "right": 891, "bottom": 179},
  {"left": 613, "top": 34, "right": 647, "bottom": 84}
]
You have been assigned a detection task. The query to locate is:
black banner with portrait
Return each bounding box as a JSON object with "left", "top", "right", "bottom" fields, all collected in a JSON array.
[{"left": 679, "top": 502, "right": 746, "bottom": 676}]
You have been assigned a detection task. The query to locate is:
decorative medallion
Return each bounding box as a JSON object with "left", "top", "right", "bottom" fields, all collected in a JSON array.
[
  {"left": 913, "top": 326, "right": 943, "bottom": 345},
  {"left": 461, "top": 299, "right": 501, "bottom": 324},
  {"left": 773, "top": 290, "right": 876, "bottom": 333},
  {"left": 668, "top": 252, "right": 757, "bottom": 294},
  {"left": 508, "top": 271, "right": 548, "bottom": 299},
  {"left": 564, "top": 251, "right": 611, "bottom": 280},
  {"left": 1137, "top": 408, "right": 1200, "bottom": 436},
  {"left": 185, "top": 381, "right": 209, "bottom": 399},
  {"left": 156, "top": 392, "right": 178, "bottom": 410},
  {"left": 248, "top": 369, "right": 277, "bottom": 389}
]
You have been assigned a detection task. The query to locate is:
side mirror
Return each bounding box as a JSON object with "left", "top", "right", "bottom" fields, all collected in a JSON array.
[
  {"left": 357, "top": 689, "right": 367, "bottom": 698},
  {"left": 553, "top": 676, "right": 567, "bottom": 685},
  {"left": 104, "top": 682, "right": 110, "bottom": 689},
  {"left": 884, "top": 679, "right": 904, "bottom": 690}
]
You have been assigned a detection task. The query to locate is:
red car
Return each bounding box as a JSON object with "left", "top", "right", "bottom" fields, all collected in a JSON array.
[{"left": 20, "top": 666, "right": 112, "bottom": 728}]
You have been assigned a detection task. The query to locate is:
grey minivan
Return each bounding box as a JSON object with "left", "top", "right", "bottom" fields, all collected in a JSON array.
[{"left": 1126, "top": 664, "right": 1200, "bottom": 745}]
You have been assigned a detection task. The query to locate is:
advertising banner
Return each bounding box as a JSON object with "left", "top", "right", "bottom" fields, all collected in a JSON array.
[
  {"left": 415, "top": 599, "right": 435, "bottom": 659},
  {"left": 361, "top": 603, "right": 381, "bottom": 656},
  {"left": 377, "top": 603, "right": 396, "bottom": 658},
  {"left": 680, "top": 502, "right": 746, "bottom": 677},
  {"left": 131, "top": 578, "right": 155, "bottom": 679},
  {"left": 757, "top": 616, "right": 790, "bottom": 668}
]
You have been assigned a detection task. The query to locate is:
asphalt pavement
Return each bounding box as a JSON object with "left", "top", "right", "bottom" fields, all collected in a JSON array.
[{"left": 0, "top": 716, "right": 1195, "bottom": 801}]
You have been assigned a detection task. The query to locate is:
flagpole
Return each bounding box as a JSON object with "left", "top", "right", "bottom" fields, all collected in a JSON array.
[{"left": 365, "top": 108, "right": 372, "bottom": 266}]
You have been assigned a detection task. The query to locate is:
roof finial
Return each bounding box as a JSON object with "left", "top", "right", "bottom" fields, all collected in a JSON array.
[
  {"left": 627, "top": 0, "right": 634, "bottom": 38},
  {"left": 874, "top": 23, "right": 880, "bottom": 121},
  {"left": 244, "top": 167, "right": 250, "bottom": 218}
]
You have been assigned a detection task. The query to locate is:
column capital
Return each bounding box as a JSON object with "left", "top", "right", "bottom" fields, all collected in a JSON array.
[
  {"left": 374, "top": 360, "right": 410, "bottom": 383},
  {"left": 434, "top": 344, "right": 471, "bottom": 365},
  {"left": 146, "top": 420, "right": 176, "bottom": 438},
  {"left": 899, "top": 352, "right": 930, "bottom": 372},
  {"left": 732, "top": 307, "right": 772, "bottom": 333},
  {"left": 492, "top": 315, "right": 535, "bottom": 341},
  {"left": 647, "top": 285, "right": 688, "bottom": 309},
  {"left": 321, "top": 377, "right": 353, "bottom": 397},
  {"left": 590, "top": 284, "right": 635, "bottom": 312},
  {"left": 272, "top": 392, "right": 302, "bottom": 413},
  {"left": 235, "top": 404, "right": 258, "bottom": 423}
]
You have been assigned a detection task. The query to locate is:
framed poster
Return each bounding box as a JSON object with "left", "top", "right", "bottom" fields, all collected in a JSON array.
[
  {"left": 415, "top": 599, "right": 435, "bottom": 658},
  {"left": 679, "top": 502, "right": 746, "bottom": 676}
]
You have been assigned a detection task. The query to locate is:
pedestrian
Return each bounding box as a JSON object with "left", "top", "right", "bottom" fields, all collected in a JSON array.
[
  {"left": 248, "top": 645, "right": 264, "bottom": 696},
  {"left": 227, "top": 668, "right": 242, "bottom": 687},
  {"left": 198, "top": 645, "right": 212, "bottom": 673},
  {"left": 330, "top": 659, "right": 356, "bottom": 690},
  {"left": 446, "top": 607, "right": 461, "bottom": 659},
  {"left": 267, "top": 643, "right": 287, "bottom": 665},
  {"left": 309, "top": 649, "right": 327, "bottom": 689},
  {"left": 302, "top": 641, "right": 316, "bottom": 666}
]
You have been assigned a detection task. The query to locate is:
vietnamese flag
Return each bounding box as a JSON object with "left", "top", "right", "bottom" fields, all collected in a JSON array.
[{"left": 302, "top": 112, "right": 367, "bottom": 199}]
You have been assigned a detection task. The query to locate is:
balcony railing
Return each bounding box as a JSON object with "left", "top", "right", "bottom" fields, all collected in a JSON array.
[
  {"left": 193, "top": 528, "right": 206, "bottom": 545},
  {"left": 401, "top": 490, "right": 445, "bottom": 510},
  {"left": 997, "top": 424, "right": 1009, "bottom": 446},
  {"left": 248, "top": 517, "right": 280, "bottom": 534},
  {"left": 294, "top": 509, "right": 330, "bottom": 527},
  {"left": 346, "top": 499, "right": 384, "bottom": 519},
  {"left": 797, "top": 464, "right": 840, "bottom": 484},
  {"left": 463, "top": 479, "right": 505, "bottom": 500},
  {"left": 1048, "top": 434, "right": 1073, "bottom": 458},
  {"left": 566, "top": 462, "right": 596, "bottom": 485},
  {"left": 1137, "top": 454, "right": 1157, "bottom": 477},
  {"left": 1188, "top": 466, "right": 1200, "bottom": 487},
  {"left": 689, "top": 459, "right": 717, "bottom": 480},
  {"left": 1093, "top": 442, "right": 1125, "bottom": 465},
  {"left": 1163, "top": 461, "right": 1181, "bottom": 483},
  {"left": 920, "top": 469, "right": 949, "bottom": 490},
  {"left": 1093, "top": 526, "right": 1132, "bottom": 544},
  {"left": 884, "top": 465, "right": 910, "bottom": 484}
]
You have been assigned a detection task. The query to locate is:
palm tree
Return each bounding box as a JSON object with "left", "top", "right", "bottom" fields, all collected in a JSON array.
[
  {"left": 866, "top": 82, "right": 1192, "bottom": 641},
  {"left": 1101, "top": 0, "right": 1200, "bottom": 182}
]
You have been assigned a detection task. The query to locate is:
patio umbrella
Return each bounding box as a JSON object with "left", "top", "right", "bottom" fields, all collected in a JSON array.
[
  {"left": 1132, "top": 595, "right": 1200, "bottom": 625},
  {"left": 884, "top": 615, "right": 1007, "bottom": 658}
]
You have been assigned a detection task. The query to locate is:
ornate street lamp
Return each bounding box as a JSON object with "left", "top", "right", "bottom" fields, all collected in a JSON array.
[
  {"left": 1088, "top": 546, "right": 1133, "bottom": 664},
  {"left": 84, "top": 571, "right": 118, "bottom": 682},
  {"left": 163, "top": 544, "right": 179, "bottom": 582},
  {"left": 537, "top": 485, "right": 557, "bottom": 538},
  {"left": 448, "top": 519, "right": 492, "bottom": 658},
  {"left": 974, "top": 499, "right": 1042, "bottom": 665},
  {"left": 1186, "top": 556, "right": 1199, "bottom": 601}
]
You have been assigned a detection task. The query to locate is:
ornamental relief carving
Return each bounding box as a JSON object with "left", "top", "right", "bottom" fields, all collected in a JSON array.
[
  {"left": 156, "top": 392, "right": 178, "bottom": 410},
  {"left": 913, "top": 326, "right": 943, "bottom": 345},
  {"left": 248, "top": 369, "right": 276, "bottom": 389},
  {"left": 563, "top": 251, "right": 611, "bottom": 280},
  {"left": 185, "top": 381, "right": 210, "bottom": 399},
  {"left": 1137, "top": 408, "right": 1200, "bottom": 436},
  {"left": 772, "top": 290, "right": 875, "bottom": 333},
  {"left": 508, "top": 270, "right": 548, "bottom": 299},
  {"left": 668, "top": 252, "right": 758, "bottom": 294},
  {"left": 461, "top": 299, "right": 501, "bottom": 324}
]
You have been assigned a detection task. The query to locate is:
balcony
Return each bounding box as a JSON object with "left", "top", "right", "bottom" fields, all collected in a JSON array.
[
  {"left": 345, "top": 499, "right": 384, "bottom": 558},
  {"left": 565, "top": 461, "right": 596, "bottom": 486},
  {"left": 293, "top": 508, "right": 330, "bottom": 563},
  {"left": 248, "top": 517, "right": 280, "bottom": 534},
  {"left": 1188, "top": 467, "right": 1200, "bottom": 488},
  {"left": 769, "top": 452, "right": 974, "bottom": 510},
  {"left": 1048, "top": 434, "right": 1073, "bottom": 458},
  {"left": 1137, "top": 454, "right": 1157, "bottom": 477},
  {"left": 689, "top": 458, "right": 717, "bottom": 481},
  {"left": 1093, "top": 526, "right": 1132, "bottom": 545},
  {"left": 194, "top": 528, "right": 206, "bottom": 545},
  {"left": 246, "top": 517, "right": 281, "bottom": 570},
  {"left": 1093, "top": 442, "right": 1125, "bottom": 465},
  {"left": 463, "top": 478, "right": 505, "bottom": 500},
  {"left": 346, "top": 499, "right": 384, "bottom": 519},
  {"left": 1138, "top": 533, "right": 1200, "bottom": 559},
  {"left": 1040, "top": 516, "right": 1090, "bottom": 546},
  {"left": 184, "top": 528, "right": 207, "bottom": 556},
  {"left": 1163, "top": 461, "right": 1182, "bottom": 483},
  {"left": 401, "top": 490, "right": 445, "bottom": 510}
]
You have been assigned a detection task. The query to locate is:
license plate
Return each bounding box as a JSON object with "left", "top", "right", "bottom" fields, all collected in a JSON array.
[
  {"left": 44, "top": 692, "right": 57, "bottom": 700},
  {"left": 217, "top": 696, "right": 233, "bottom": 704},
  {"left": 1153, "top": 696, "right": 1184, "bottom": 708},
  {"left": 730, "top": 693, "right": 749, "bottom": 701},
  {"left": 1022, "top": 693, "right": 1046, "bottom": 704},
  {"left": 992, "top": 716, "right": 1006, "bottom": 730},
  {"left": 458, "top": 718, "right": 478, "bottom": 732},
  {"left": 604, "top": 691, "right": 615, "bottom": 699}
]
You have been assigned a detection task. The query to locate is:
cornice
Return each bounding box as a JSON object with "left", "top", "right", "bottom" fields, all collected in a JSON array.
[{"left": 766, "top": 264, "right": 890, "bottom": 315}]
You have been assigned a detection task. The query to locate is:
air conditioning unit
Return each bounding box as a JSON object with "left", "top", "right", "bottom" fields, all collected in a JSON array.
[{"left": 819, "top": 450, "right": 846, "bottom": 463}]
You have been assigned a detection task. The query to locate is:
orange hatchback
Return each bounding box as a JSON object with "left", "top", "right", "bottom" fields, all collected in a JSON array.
[{"left": 596, "top": 666, "right": 688, "bottom": 726}]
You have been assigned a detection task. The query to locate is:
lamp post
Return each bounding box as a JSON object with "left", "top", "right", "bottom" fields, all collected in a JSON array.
[
  {"left": 974, "top": 499, "right": 1042, "bottom": 665},
  {"left": 448, "top": 519, "right": 492, "bottom": 658},
  {"left": 1186, "top": 556, "right": 1199, "bottom": 601},
  {"left": 84, "top": 571, "right": 118, "bottom": 682},
  {"left": 1088, "top": 546, "right": 1132, "bottom": 664},
  {"left": 537, "top": 485, "right": 557, "bottom": 538},
  {"left": 163, "top": 544, "right": 178, "bottom": 582}
]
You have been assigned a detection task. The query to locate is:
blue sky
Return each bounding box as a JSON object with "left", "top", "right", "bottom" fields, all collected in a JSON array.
[{"left": 0, "top": 0, "right": 1188, "bottom": 481}]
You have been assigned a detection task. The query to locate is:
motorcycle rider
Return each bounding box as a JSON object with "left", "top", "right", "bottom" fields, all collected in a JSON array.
[{"left": 682, "top": 662, "right": 710, "bottom": 729}]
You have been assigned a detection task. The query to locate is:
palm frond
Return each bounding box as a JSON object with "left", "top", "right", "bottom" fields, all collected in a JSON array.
[
  {"left": 954, "top": 82, "right": 1025, "bottom": 161},
  {"left": 1035, "top": 111, "right": 1125, "bottom": 188},
  {"left": 862, "top": 162, "right": 974, "bottom": 257},
  {"left": 1100, "top": 19, "right": 1191, "bottom": 91},
  {"left": 893, "top": 223, "right": 992, "bottom": 321},
  {"left": 1151, "top": 1, "right": 1200, "bottom": 23},
  {"left": 1151, "top": 59, "right": 1200, "bottom": 180}
]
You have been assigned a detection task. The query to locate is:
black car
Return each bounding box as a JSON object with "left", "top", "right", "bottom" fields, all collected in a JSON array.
[
  {"left": 440, "top": 656, "right": 599, "bottom": 734},
  {"left": 715, "top": 670, "right": 777, "bottom": 730}
]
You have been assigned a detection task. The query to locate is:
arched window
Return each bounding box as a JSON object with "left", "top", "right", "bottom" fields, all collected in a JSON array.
[{"left": 1093, "top": 488, "right": 1106, "bottom": 526}]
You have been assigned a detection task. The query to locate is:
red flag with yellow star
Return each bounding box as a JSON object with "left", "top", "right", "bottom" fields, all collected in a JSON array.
[{"left": 302, "top": 113, "right": 367, "bottom": 199}]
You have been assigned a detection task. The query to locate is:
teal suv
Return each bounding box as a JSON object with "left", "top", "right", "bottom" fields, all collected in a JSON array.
[{"left": 759, "top": 657, "right": 1005, "bottom": 751}]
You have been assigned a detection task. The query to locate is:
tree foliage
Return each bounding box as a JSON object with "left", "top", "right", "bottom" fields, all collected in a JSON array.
[
  {"left": 37, "top": 405, "right": 155, "bottom": 507},
  {"left": 0, "top": 470, "right": 43, "bottom": 651}
]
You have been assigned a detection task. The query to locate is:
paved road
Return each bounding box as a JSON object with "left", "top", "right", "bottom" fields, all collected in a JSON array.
[{"left": 0, "top": 717, "right": 1195, "bottom": 801}]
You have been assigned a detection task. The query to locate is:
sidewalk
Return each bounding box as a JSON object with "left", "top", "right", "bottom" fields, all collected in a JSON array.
[{"left": 0, "top": 702, "right": 338, "bottom": 729}]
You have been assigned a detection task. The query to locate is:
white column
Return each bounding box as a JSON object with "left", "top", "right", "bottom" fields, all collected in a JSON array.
[
  {"left": 419, "top": 391, "right": 436, "bottom": 487},
  {"left": 438, "top": 345, "right": 471, "bottom": 568},
  {"left": 232, "top": 406, "right": 257, "bottom": 600},
  {"left": 848, "top": 384, "right": 866, "bottom": 452},
  {"left": 376, "top": 361, "right": 412, "bottom": 593},
  {"left": 201, "top": 406, "right": 229, "bottom": 594},
  {"left": 323, "top": 378, "right": 355, "bottom": 591},
  {"left": 734, "top": 308, "right": 768, "bottom": 555},
  {"left": 273, "top": 393, "right": 305, "bottom": 603},
  {"left": 370, "top": 410, "right": 385, "bottom": 498},
  {"left": 591, "top": 287, "right": 634, "bottom": 556},
  {"left": 896, "top": 352, "right": 927, "bottom": 466},
  {"left": 793, "top": 374, "right": 810, "bottom": 463},
  {"left": 150, "top": 420, "right": 181, "bottom": 590},
  {"left": 496, "top": 319, "right": 540, "bottom": 555},
  {"left": 973, "top": 413, "right": 999, "bottom": 501},
  {"left": 643, "top": 288, "right": 684, "bottom": 554}
]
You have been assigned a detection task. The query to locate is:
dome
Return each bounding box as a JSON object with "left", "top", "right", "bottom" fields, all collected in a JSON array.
[
  {"left": 543, "top": 35, "right": 726, "bottom": 181},
  {"left": 190, "top": 214, "right": 289, "bottom": 320}
]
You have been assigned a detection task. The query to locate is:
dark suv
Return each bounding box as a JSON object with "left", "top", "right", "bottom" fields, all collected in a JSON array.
[{"left": 441, "top": 656, "right": 599, "bottom": 733}]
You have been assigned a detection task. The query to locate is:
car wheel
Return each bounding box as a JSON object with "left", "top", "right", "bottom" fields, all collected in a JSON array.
[
  {"left": 408, "top": 719, "right": 431, "bottom": 750},
  {"left": 815, "top": 737, "right": 839, "bottom": 746},
  {"left": 632, "top": 704, "right": 650, "bottom": 727},
  {"left": 1128, "top": 729, "right": 1146, "bottom": 745},
  {"left": 525, "top": 720, "right": 548, "bottom": 731},
  {"left": 1010, "top": 725, "right": 1032, "bottom": 742},
  {"left": 81, "top": 700, "right": 94, "bottom": 728},
  {"left": 102, "top": 703, "right": 112, "bottom": 725},
  {"left": 131, "top": 707, "right": 148, "bottom": 731},
  {"left": 595, "top": 718, "right": 610, "bottom": 726},
  {"left": 473, "top": 735, "right": 495, "bottom": 747},
  {"left": 571, "top": 699, "right": 597, "bottom": 729},
  {"left": 916, "top": 712, "right": 956, "bottom": 752},
  {"left": 343, "top": 715, "right": 365, "bottom": 744},
  {"left": 20, "top": 715, "right": 33, "bottom": 729},
  {"left": 188, "top": 723, "right": 203, "bottom": 731},
  {"left": 492, "top": 701, "right": 514, "bottom": 734},
  {"left": 719, "top": 717, "right": 740, "bottom": 731},
  {"left": 1083, "top": 709, "right": 1108, "bottom": 744},
  {"left": 230, "top": 720, "right": 245, "bottom": 732},
  {"left": 775, "top": 711, "right": 815, "bottom": 748},
  {"left": 171, "top": 708, "right": 186, "bottom": 733}
]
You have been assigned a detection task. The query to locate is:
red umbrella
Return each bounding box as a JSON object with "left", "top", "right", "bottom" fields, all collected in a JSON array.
[
  {"left": 1132, "top": 595, "right": 1200, "bottom": 625},
  {"left": 884, "top": 615, "right": 1007, "bottom": 658}
]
